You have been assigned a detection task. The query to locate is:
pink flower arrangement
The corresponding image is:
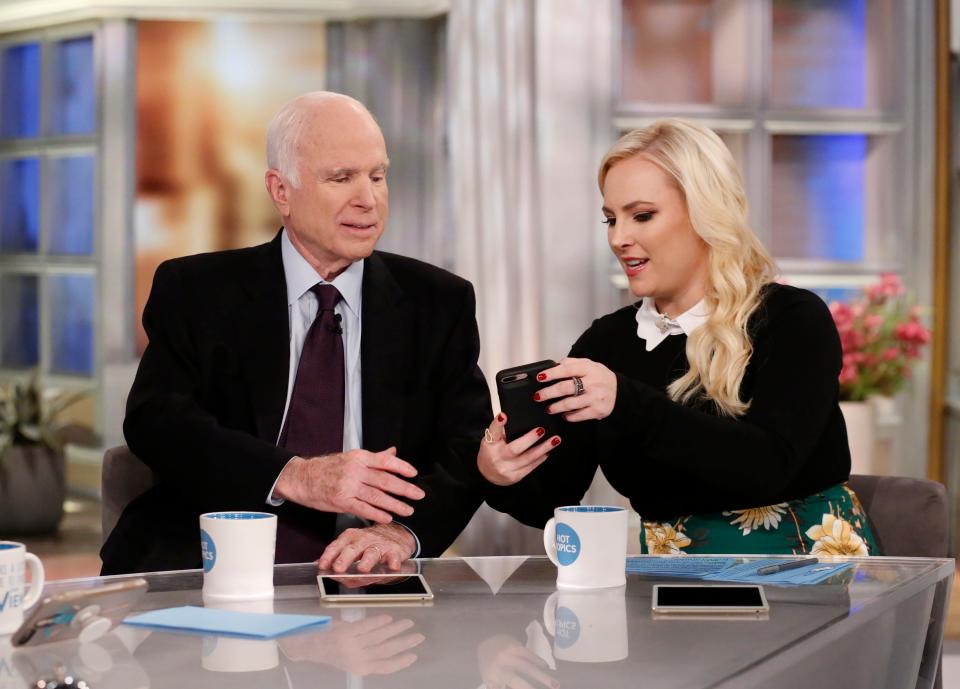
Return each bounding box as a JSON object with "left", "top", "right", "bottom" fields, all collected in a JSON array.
[{"left": 829, "top": 274, "right": 931, "bottom": 401}]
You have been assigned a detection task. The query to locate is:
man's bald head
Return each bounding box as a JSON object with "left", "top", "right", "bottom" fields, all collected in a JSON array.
[
  {"left": 263, "top": 91, "right": 389, "bottom": 280},
  {"left": 266, "top": 91, "right": 381, "bottom": 188}
]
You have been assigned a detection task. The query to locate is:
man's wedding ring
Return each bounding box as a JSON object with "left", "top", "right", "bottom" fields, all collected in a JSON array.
[
  {"left": 368, "top": 544, "right": 384, "bottom": 561},
  {"left": 572, "top": 376, "right": 585, "bottom": 396}
]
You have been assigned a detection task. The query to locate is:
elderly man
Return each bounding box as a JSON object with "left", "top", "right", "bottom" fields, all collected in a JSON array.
[{"left": 101, "top": 92, "right": 491, "bottom": 575}]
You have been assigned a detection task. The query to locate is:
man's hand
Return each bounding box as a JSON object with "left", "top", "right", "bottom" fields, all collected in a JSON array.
[
  {"left": 318, "top": 523, "right": 417, "bottom": 573},
  {"left": 274, "top": 447, "right": 425, "bottom": 523},
  {"left": 279, "top": 614, "right": 424, "bottom": 676}
]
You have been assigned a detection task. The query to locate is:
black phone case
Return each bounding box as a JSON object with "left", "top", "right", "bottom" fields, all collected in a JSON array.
[{"left": 495, "top": 359, "right": 564, "bottom": 442}]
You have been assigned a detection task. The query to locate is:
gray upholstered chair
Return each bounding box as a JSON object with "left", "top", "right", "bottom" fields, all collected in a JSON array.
[
  {"left": 847, "top": 474, "right": 950, "bottom": 689},
  {"left": 847, "top": 474, "right": 949, "bottom": 558},
  {"left": 100, "top": 445, "right": 156, "bottom": 545}
]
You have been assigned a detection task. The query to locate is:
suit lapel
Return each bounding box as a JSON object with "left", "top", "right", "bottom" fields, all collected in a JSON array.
[
  {"left": 238, "top": 233, "right": 290, "bottom": 443},
  {"left": 361, "top": 252, "right": 412, "bottom": 452}
]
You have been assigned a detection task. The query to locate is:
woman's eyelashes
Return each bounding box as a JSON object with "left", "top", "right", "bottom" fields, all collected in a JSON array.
[
  {"left": 601, "top": 210, "right": 656, "bottom": 227},
  {"left": 633, "top": 211, "right": 655, "bottom": 223}
]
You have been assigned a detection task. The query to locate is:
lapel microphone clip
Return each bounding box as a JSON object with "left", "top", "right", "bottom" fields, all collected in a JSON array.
[{"left": 328, "top": 312, "right": 343, "bottom": 335}]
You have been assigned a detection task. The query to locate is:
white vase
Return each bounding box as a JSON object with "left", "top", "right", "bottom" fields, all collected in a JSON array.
[{"left": 839, "top": 400, "right": 876, "bottom": 476}]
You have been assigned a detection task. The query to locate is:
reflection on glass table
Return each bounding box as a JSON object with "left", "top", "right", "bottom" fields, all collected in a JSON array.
[
  {"left": 1, "top": 632, "right": 150, "bottom": 689},
  {"left": 200, "top": 597, "right": 278, "bottom": 674},
  {"left": 280, "top": 610, "right": 424, "bottom": 677},
  {"left": 477, "top": 632, "right": 557, "bottom": 689},
  {"left": 33, "top": 555, "right": 952, "bottom": 689}
]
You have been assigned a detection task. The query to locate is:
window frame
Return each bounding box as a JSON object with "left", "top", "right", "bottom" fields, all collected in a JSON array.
[
  {"left": 610, "top": 0, "right": 935, "bottom": 477},
  {"left": 612, "top": 0, "right": 916, "bottom": 286},
  {"left": 0, "top": 20, "right": 104, "bottom": 424}
]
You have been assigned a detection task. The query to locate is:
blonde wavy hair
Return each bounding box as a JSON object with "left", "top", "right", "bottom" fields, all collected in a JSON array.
[{"left": 598, "top": 119, "right": 778, "bottom": 417}]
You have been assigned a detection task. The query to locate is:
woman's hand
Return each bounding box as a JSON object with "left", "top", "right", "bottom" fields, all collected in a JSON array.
[
  {"left": 477, "top": 413, "right": 560, "bottom": 486},
  {"left": 536, "top": 357, "right": 617, "bottom": 421}
]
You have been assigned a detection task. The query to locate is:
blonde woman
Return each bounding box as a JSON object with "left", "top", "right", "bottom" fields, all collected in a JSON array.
[{"left": 477, "top": 119, "right": 878, "bottom": 556}]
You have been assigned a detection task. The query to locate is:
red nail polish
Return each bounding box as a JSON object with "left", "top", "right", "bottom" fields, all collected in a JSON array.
[
  {"left": 551, "top": 437, "right": 561, "bottom": 446},
  {"left": 536, "top": 427, "right": 545, "bottom": 437},
  {"left": 537, "top": 373, "right": 547, "bottom": 381},
  {"left": 496, "top": 413, "right": 504, "bottom": 422},
  {"left": 533, "top": 393, "right": 541, "bottom": 401}
]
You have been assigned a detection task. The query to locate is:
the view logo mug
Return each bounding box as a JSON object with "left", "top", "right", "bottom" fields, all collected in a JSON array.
[
  {"left": 0, "top": 542, "right": 44, "bottom": 634},
  {"left": 199, "top": 512, "right": 277, "bottom": 601},
  {"left": 543, "top": 506, "right": 627, "bottom": 589},
  {"left": 201, "top": 598, "right": 279, "bottom": 673},
  {"left": 543, "top": 586, "right": 628, "bottom": 663}
]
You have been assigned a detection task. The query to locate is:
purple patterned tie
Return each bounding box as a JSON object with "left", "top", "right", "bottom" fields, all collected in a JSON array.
[{"left": 276, "top": 283, "right": 344, "bottom": 563}]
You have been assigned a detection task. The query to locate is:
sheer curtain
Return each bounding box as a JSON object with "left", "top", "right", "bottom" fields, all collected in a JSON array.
[
  {"left": 326, "top": 2, "right": 622, "bottom": 554},
  {"left": 447, "top": 0, "right": 621, "bottom": 555},
  {"left": 324, "top": 10, "right": 542, "bottom": 553},
  {"left": 326, "top": 17, "right": 451, "bottom": 268},
  {"left": 448, "top": 0, "right": 542, "bottom": 377},
  {"left": 447, "top": 0, "right": 545, "bottom": 554}
]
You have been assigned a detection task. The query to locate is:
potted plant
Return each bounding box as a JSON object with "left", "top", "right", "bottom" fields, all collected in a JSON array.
[
  {"left": 0, "top": 374, "right": 90, "bottom": 536},
  {"left": 829, "top": 273, "right": 931, "bottom": 475}
]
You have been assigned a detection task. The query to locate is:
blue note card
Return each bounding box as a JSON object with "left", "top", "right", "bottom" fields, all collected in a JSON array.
[
  {"left": 124, "top": 606, "right": 331, "bottom": 639},
  {"left": 702, "top": 559, "right": 853, "bottom": 585},
  {"left": 626, "top": 557, "right": 736, "bottom": 578}
]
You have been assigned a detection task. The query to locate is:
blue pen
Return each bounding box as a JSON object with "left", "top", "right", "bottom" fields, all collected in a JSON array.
[{"left": 756, "top": 557, "right": 819, "bottom": 576}]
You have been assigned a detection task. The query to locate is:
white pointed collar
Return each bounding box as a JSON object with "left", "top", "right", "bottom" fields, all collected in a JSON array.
[{"left": 635, "top": 297, "right": 709, "bottom": 351}]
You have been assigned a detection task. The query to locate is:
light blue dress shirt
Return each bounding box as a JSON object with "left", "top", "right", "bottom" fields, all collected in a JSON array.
[
  {"left": 279, "top": 228, "right": 364, "bottom": 449},
  {"left": 268, "top": 229, "right": 419, "bottom": 555}
]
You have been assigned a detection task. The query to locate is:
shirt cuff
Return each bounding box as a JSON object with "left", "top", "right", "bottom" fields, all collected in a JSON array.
[
  {"left": 396, "top": 523, "right": 422, "bottom": 558},
  {"left": 265, "top": 457, "right": 300, "bottom": 506}
]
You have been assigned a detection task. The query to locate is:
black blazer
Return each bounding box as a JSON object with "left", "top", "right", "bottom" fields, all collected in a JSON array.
[{"left": 101, "top": 233, "right": 491, "bottom": 574}]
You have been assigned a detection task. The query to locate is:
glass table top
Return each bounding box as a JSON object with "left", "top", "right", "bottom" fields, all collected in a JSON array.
[{"left": 3, "top": 555, "right": 953, "bottom": 689}]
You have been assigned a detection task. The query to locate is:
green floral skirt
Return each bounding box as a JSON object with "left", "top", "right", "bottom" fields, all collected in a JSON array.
[{"left": 640, "top": 483, "right": 880, "bottom": 556}]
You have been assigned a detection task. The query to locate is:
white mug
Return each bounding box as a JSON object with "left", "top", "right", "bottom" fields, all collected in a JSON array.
[
  {"left": 0, "top": 542, "right": 44, "bottom": 635},
  {"left": 543, "top": 506, "right": 627, "bottom": 589},
  {"left": 201, "top": 598, "right": 279, "bottom": 673},
  {"left": 542, "top": 586, "right": 628, "bottom": 663},
  {"left": 199, "top": 512, "right": 277, "bottom": 602}
]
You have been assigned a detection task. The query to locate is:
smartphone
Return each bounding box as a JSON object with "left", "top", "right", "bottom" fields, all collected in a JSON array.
[
  {"left": 651, "top": 584, "right": 769, "bottom": 615},
  {"left": 317, "top": 574, "right": 434, "bottom": 603},
  {"left": 12, "top": 577, "right": 149, "bottom": 646},
  {"left": 496, "top": 359, "right": 565, "bottom": 442}
]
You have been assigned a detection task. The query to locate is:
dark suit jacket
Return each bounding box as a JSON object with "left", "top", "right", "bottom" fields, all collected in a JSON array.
[{"left": 101, "top": 233, "right": 491, "bottom": 574}]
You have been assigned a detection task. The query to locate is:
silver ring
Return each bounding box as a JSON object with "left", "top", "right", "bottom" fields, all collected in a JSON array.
[
  {"left": 572, "top": 376, "right": 585, "bottom": 396},
  {"left": 368, "top": 544, "right": 384, "bottom": 561}
]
